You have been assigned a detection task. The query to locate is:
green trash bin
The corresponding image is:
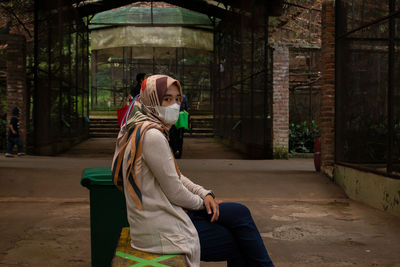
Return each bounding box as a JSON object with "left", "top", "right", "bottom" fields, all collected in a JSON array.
[{"left": 81, "top": 167, "right": 128, "bottom": 267}]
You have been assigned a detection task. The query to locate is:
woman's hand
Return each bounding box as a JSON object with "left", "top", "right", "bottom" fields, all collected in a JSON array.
[
  {"left": 215, "top": 198, "right": 223, "bottom": 205},
  {"left": 204, "top": 194, "right": 219, "bottom": 222}
]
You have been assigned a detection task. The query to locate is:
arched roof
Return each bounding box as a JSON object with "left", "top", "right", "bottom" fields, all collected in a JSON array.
[
  {"left": 89, "top": 5, "right": 213, "bottom": 30},
  {"left": 89, "top": 3, "right": 214, "bottom": 51}
]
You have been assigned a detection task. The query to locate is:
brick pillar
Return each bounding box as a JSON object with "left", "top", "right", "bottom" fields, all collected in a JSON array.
[
  {"left": 5, "top": 34, "right": 27, "bottom": 151},
  {"left": 272, "top": 44, "right": 289, "bottom": 158},
  {"left": 321, "top": 0, "right": 335, "bottom": 177}
]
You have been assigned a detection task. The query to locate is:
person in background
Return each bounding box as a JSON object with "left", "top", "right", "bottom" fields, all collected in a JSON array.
[
  {"left": 180, "top": 93, "right": 189, "bottom": 112},
  {"left": 5, "top": 106, "right": 24, "bottom": 157},
  {"left": 131, "top": 73, "right": 146, "bottom": 98},
  {"left": 169, "top": 93, "right": 189, "bottom": 158}
]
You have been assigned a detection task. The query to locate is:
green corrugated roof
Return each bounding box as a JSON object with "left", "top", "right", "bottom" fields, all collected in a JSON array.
[{"left": 89, "top": 7, "right": 213, "bottom": 30}]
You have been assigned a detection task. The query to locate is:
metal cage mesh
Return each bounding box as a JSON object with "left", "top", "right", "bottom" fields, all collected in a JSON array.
[
  {"left": 336, "top": 0, "right": 400, "bottom": 174},
  {"left": 29, "top": 0, "right": 90, "bottom": 153},
  {"left": 213, "top": 3, "right": 273, "bottom": 158},
  {"left": 91, "top": 47, "right": 211, "bottom": 113}
]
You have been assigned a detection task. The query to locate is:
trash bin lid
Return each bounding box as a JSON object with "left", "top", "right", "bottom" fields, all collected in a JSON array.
[{"left": 81, "top": 167, "right": 113, "bottom": 188}]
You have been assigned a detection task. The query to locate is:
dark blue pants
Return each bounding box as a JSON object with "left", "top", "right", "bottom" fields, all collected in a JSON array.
[
  {"left": 7, "top": 136, "right": 23, "bottom": 154},
  {"left": 188, "top": 202, "right": 274, "bottom": 267}
]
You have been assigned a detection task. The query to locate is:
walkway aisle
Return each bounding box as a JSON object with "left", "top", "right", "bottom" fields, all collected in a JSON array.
[
  {"left": 0, "top": 138, "right": 399, "bottom": 266},
  {"left": 180, "top": 159, "right": 400, "bottom": 266}
]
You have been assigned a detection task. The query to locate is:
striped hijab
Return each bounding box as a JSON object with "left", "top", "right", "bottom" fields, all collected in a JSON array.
[{"left": 111, "top": 75, "right": 182, "bottom": 210}]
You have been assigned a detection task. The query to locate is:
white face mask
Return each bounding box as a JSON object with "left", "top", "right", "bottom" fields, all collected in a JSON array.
[{"left": 155, "top": 103, "right": 180, "bottom": 125}]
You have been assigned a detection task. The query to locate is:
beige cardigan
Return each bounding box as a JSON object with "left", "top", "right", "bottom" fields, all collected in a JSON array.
[{"left": 122, "top": 128, "right": 211, "bottom": 266}]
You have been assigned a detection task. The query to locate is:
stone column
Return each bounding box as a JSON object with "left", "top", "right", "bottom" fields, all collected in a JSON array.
[
  {"left": 5, "top": 34, "right": 27, "bottom": 151},
  {"left": 321, "top": 0, "right": 335, "bottom": 177},
  {"left": 272, "top": 44, "right": 289, "bottom": 158}
]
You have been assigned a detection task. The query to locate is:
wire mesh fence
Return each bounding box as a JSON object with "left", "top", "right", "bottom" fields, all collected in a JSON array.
[
  {"left": 91, "top": 47, "right": 211, "bottom": 114},
  {"left": 213, "top": 3, "right": 273, "bottom": 158},
  {"left": 289, "top": 46, "right": 322, "bottom": 126},
  {"left": 288, "top": 46, "right": 321, "bottom": 153},
  {"left": 0, "top": 49, "right": 6, "bottom": 151},
  {"left": 336, "top": 0, "right": 400, "bottom": 176},
  {"left": 26, "top": 0, "right": 89, "bottom": 153}
]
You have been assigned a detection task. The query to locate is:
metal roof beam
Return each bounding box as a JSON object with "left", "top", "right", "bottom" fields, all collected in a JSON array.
[{"left": 75, "top": 0, "right": 283, "bottom": 18}]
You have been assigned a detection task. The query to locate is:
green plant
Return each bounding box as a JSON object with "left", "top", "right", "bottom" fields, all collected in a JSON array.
[
  {"left": 289, "top": 120, "right": 319, "bottom": 153},
  {"left": 273, "top": 145, "right": 288, "bottom": 159}
]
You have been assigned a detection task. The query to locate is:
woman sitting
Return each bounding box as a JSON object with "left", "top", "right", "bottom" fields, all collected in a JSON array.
[{"left": 112, "top": 74, "right": 274, "bottom": 267}]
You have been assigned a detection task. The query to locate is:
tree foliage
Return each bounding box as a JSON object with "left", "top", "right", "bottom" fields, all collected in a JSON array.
[
  {"left": 269, "top": 0, "right": 321, "bottom": 45},
  {"left": 0, "top": 0, "right": 34, "bottom": 41}
]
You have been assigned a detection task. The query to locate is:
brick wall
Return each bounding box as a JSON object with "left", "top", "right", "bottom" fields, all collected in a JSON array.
[
  {"left": 5, "top": 34, "right": 27, "bottom": 151},
  {"left": 272, "top": 44, "right": 289, "bottom": 158},
  {"left": 321, "top": 0, "right": 335, "bottom": 177}
]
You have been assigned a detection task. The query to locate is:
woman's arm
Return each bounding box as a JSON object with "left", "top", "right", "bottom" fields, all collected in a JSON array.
[
  {"left": 142, "top": 129, "right": 204, "bottom": 210},
  {"left": 180, "top": 174, "right": 212, "bottom": 199}
]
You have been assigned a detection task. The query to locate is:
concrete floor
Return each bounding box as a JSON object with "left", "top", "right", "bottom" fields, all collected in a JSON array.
[{"left": 0, "top": 138, "right": 399, "bottom": 267}]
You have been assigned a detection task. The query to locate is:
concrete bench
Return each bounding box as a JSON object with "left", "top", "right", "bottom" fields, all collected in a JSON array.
[{"left": 112, "top": 227, "right": 186, "bottom": 267}]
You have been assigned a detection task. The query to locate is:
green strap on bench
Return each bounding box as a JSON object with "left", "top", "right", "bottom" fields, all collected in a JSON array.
[{"left": 115, "top": 251, "right": 180, "bottom": 267}]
